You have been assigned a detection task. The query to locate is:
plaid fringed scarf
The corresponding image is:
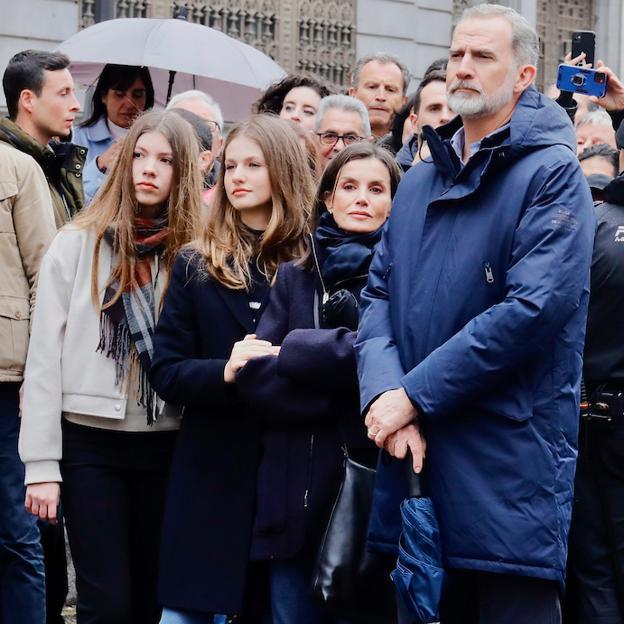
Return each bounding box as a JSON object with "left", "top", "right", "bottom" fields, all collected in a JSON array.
[{"left": 97, "top": 216, "right": 169, "bottom": 424}]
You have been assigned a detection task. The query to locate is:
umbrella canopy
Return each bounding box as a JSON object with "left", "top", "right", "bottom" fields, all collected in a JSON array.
[{"left": 56, "top": 18, "right": 286, "bottom": 121}]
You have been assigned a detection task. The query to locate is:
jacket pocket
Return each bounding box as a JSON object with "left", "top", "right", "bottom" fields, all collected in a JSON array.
[{"left": 0, "top": 295, "right": 30, "bottom": 373}]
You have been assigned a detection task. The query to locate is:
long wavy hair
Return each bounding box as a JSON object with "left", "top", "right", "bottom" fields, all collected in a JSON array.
[
  {"left": 193, "top": 115, "right": 314, "bottom": 289},
  {"left": 73, "top": 110, "right": 202, "bottom": 309}
]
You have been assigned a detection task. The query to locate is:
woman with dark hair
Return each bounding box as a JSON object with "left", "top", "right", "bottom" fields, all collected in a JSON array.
[
  {"left": 73, "top": 64, "right": 154, "bottom": 203},
  {"left": 254, "top": 74, "right": 330, "bottom": 132},
  {"left": 236, "top": 142, "right": 403, "bottom": 623}
]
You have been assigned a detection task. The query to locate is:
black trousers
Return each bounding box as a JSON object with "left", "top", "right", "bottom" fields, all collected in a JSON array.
[
  {"left": 564, "top": 421, "right": 624, "bottom": 624},
  {"left": 439, "top": 569, "right": 561, "bottom": 624},
  {"left": 60, "top": 421, "right": 176, "bottom": 624}
]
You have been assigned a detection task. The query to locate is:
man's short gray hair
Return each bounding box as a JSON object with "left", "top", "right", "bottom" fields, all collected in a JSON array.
[
  {"left": 166, "top": 89, "right": 224, "bottom": 130},
  {"left": 459, "top": 3, "right": 539, "bottom": 69},
  {"left": 315, "top": 94, "right": 372, "bottom": 137},
  {"left": 577, "top": 110, "right": 614, "bottom": 128},
  {"left": 351, "top": 53, "right": 410, "bottom": 94}
]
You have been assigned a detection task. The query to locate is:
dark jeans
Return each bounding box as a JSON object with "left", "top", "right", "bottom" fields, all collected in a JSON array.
[
  {"left": 0, "top": 382, "right": 45, "bottom": 624},
  {"left": 439, "top": 569, "right": 561, "bottom": 624},
  {"left": 61, "top": 420, "right": 176, "bottom": 624},
  {"left": 564, "top": 420, "right": 624, "bottom": 624}
]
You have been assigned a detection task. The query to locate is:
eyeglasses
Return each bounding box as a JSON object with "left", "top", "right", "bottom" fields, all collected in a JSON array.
[{"left": 316, "top": 131, "right": 364, "bottom": 147}]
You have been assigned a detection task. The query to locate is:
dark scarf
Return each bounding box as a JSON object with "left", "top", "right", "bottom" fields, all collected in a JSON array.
[
  {"left": 315, "top": 211, "right": 384, "bottom": 287},
  {"left": 97, "top": 216, "right": 169, "bottom": 424}
]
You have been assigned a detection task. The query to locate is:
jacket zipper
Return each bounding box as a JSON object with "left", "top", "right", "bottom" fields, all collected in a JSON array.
[
  {"left": 484, "top": 262, "right": 494, "bottom": 284},
  {"left": 303, "top": 433, "right": 315, "bottom": 509},
  {"left": 309, "top": 233, "right": 329, "bottom": 304}
]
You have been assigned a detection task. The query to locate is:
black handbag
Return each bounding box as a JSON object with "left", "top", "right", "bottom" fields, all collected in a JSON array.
[{"left": 312, "top": 450, "right": 398, "bottom": 624}]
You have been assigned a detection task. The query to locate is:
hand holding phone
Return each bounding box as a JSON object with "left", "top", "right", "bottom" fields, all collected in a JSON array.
[
  {"left": 571, "top": 31, "right": 596, "bottom": 67},
  {"left": 557, "top": 65, "right": 607, "bottom": 99}
]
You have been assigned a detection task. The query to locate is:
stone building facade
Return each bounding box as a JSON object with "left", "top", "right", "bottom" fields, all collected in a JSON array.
[{"left": 0, "top": 0, "right": 622, "bottom": 108}]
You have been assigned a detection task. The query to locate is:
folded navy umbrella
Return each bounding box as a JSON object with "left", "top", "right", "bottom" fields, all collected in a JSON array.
[{"left": 392, "top": 496, "right": 445, "bottom": 624}]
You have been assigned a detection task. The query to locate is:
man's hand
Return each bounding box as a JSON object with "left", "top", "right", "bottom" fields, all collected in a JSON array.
[
  {"left": 384, "top": 423, "right": 426, "bottom": 473},
  {"left": 591, "top": 61, "right": 624, "bottom": 111},
  {"left": 25, "top": 482, "right": 60, "bottom": 525},
  {"left": 223, "top": 334, "right": 278, "bottom": 383},
  {"left": 365, "top": 387, "right": 418, "bottom": 447}
]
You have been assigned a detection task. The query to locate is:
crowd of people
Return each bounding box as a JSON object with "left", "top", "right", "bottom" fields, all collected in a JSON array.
[{"left": 2, "top": 3, "right": 624, "bottom": 624}]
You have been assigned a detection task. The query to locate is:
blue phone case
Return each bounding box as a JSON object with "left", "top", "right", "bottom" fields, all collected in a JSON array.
[{"left": 556, "top": 64, "right": 607, "bottom": 98}]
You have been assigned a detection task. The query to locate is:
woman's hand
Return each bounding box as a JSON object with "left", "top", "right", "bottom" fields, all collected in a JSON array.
[
  {"left": 25, "top": 482, "right": 60, "bottom": 524},
  {"left": 223, "top": 334, "right": 279, "bottom": 383},
  {"left": 96, "top": 142, "right": 122, "bottom": 173},
  {"left": 365, "top": 387, "right": 418, "bottom": 447},
  {"left": 384, "top": 423, "right": 426, "bottom": 473}
]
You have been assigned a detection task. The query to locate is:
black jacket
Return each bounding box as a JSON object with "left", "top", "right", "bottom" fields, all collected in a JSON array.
[
  {"left": 150, "top": 251, "right": 269, "bottom": 615},
  {"left": 237, "top": 255, "right": 375, "bottom": 561},
  {"left": 584, "top": 175, "right": 624, "bottom": 386}
]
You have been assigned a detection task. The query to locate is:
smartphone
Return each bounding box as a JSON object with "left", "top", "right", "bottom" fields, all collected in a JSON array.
[
  {"left": 557, "top": 64, "right": 607, "bottom": 98},
  {"left": 571, "top": 30, "right": 596, "bottom": 66}
]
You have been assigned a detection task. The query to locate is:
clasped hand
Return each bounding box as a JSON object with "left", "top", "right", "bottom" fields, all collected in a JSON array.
[
  {"left": 365, "top": 388, "right": 426, "bottom": 472},
  {"left": 223, "top": 334, "right": 279, "bottom": 383}
]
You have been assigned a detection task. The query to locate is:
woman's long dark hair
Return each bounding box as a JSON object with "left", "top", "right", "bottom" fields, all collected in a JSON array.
[{"left": 80, "top": 64, "right": 155, "bottom": 128}]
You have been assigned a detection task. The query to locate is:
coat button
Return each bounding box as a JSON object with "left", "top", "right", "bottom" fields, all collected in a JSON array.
[
  {"left": 75, "top": 164, "right": 81, "bottom": 170},
  {"left": 76, "top": 172, "right": 82, "bottom": 178},
  {"left": 79, "top": 149, "right": 85, "bottom": 155},
  {"left": 114, "top": 404, "right": 121, "bottom": 412},
  {"left": 15, "top": 310, "right": 21, "bottom": 319}
]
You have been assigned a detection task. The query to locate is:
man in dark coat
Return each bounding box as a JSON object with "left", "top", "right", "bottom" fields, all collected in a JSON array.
[{"left": 355, "top": 4, "right": 595, "bottom": 623}]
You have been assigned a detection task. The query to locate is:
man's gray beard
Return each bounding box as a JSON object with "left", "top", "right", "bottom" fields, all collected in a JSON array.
[{"left": 447, "top": 78, "right": 515, "bottom": 119}]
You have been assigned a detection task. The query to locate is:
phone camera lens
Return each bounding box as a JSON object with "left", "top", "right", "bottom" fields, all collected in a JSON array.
[{"left": 572, "top": 74, "right": 585, "bottom": 86}]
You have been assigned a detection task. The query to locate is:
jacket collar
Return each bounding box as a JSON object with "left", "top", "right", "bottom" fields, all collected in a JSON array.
[
  {"left": 83, "top": 116, "right": 113, "bottom": 143},
  {"left": 604, "top": 173, "right": 624, "bottom": 205},
  {"left": 0, "top": 117, "right": 55, "bottom": 172}
]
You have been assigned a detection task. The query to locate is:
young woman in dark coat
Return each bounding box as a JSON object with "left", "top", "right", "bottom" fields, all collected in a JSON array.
[
  {"left": 236, "top": 142, "right": 402, "bottom": 623},
  {"left": 149, "top": 115, "right": 314, "bottom": 623}
]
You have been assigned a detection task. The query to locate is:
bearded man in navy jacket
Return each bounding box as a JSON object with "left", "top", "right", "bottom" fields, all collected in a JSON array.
[{"left": 355, "top": 4, "right": 595, "bottom": 623}]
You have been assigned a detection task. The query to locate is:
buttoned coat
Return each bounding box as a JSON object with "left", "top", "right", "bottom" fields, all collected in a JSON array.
[{"left": 150, "top": 251, "right": 269, "bottom": 615}]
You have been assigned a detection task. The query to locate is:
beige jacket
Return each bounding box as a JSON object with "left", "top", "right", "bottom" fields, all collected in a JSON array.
[{"left": 0, "top": 142, "right": 56, "bottom": 382}]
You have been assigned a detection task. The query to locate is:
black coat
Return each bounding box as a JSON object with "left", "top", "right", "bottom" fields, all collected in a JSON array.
[
  {"left": 584, "top": 174, "right": 624, "bottom": 387},
  {"left": 150, "top": 251, "right": 268, "bottom": 615},
  {"left": 237, "top": 260, "right": 374, "bottom": 561}
]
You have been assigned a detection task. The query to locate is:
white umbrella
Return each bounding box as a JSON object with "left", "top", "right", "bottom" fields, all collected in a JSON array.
[{"left": 56, "top": 17, "right": 286, "bottom": 121}]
